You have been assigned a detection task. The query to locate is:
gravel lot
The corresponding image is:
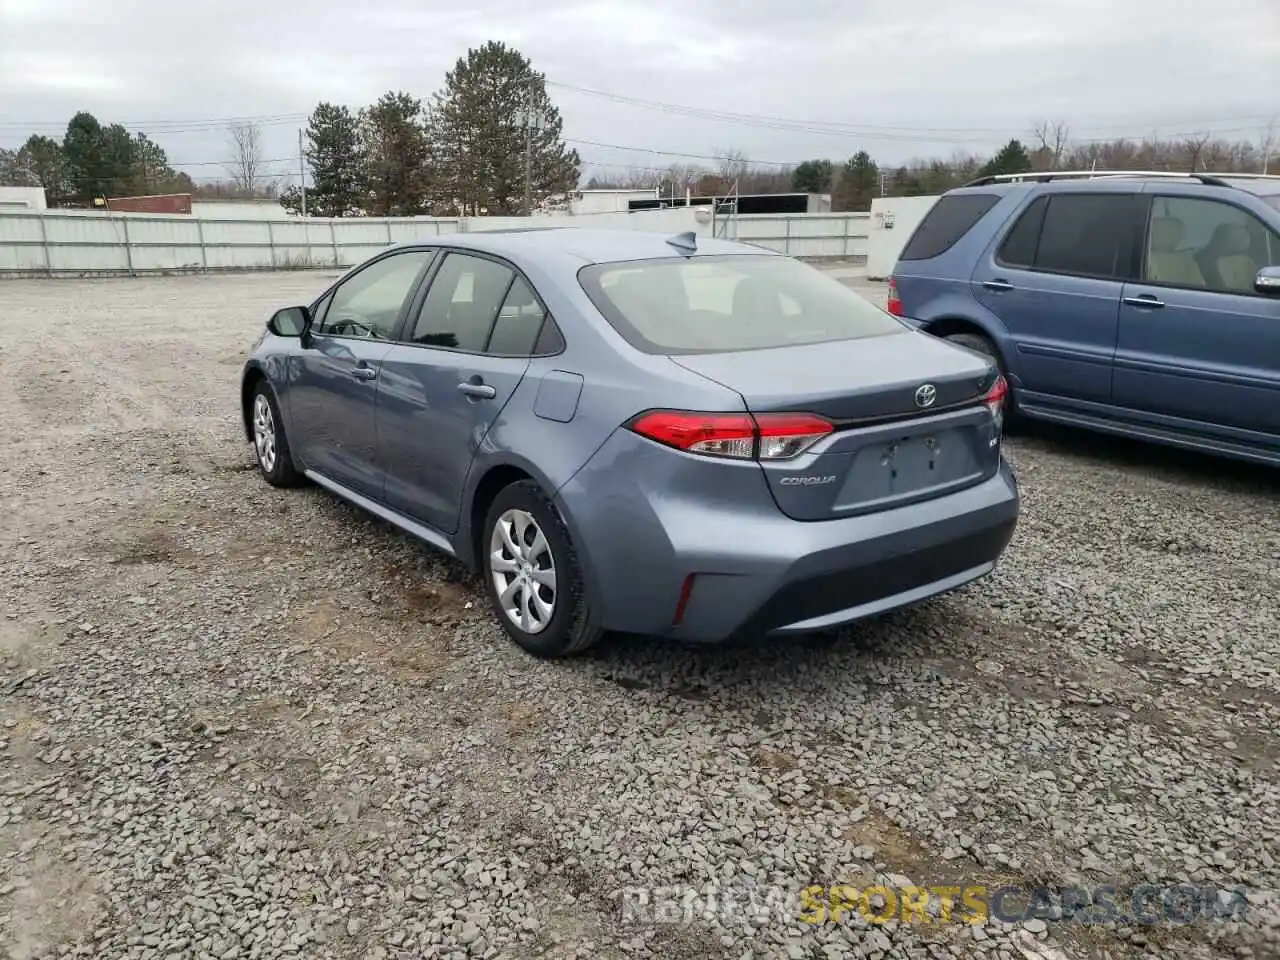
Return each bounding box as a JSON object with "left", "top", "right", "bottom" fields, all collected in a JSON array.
[{"left": 2, "top": 271, "right": 1278, "bottom": 960}]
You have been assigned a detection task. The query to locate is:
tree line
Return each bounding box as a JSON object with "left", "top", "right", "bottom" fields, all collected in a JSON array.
[
  {"left": 0, "top": 41, "right": 581, "bottom": 216},
  {"left": 590, "top": 124, "right": 1276, "bottom": 212}
]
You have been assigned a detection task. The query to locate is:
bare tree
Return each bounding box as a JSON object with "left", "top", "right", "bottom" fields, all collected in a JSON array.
[
  {"left": 226, "top": 122, "right": 266, "bottom": 195},
  {"left": 715, "top": 148, "right": 750, "bottom": 189},
  {"left": 1032, "top": 119, "right": 1070, "bottom": 170},
  {"left": 1181, "top": 131, "right": 1213, "bottom": 172}
]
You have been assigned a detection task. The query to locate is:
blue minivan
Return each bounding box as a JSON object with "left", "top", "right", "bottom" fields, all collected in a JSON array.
[{"left": 888, "top": 171, "right": 1280, "bottom": 466}]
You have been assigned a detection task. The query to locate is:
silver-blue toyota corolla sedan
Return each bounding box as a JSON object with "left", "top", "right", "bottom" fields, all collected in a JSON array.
[{"left": 241, "top": 227, "right": 1019, "bottom": 658}]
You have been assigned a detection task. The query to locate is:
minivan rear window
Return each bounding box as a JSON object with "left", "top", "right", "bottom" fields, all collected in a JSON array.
[
  {"left": 898, "top": 193, "right": 1001, "bottom": 261},
  {"left": 578, "top": 254, "right": 903, "bottom": 355}
]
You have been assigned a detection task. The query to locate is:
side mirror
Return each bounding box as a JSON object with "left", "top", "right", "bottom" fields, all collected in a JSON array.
[
  {"left": 1255, "top": 266, "right": 1280, "bottom": 296},
  {"left": 267, "top": 305, "right": 310, "bottom": 337}
]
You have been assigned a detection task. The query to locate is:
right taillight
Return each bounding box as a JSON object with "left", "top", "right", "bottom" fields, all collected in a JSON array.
[
  {"left": 886, "top": 277, "right": 904, "bottom": 316},
  {"left": 628, "top": 410, "right": 833, "bottom": 461},
  {"left": 984, "top": 375, "right": 1008, "bottom": 419}
]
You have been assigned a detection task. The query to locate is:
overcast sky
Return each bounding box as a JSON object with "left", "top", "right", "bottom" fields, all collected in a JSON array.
[{"left": 2, "top": 0, "right": 1277, "bottom": 187}]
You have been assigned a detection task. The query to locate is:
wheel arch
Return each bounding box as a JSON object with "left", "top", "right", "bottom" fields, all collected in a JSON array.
[
  {"left": 459, "top": 457, "right": 601, "bottom": 616},
  {"left": 240, "top": 362, "right": 267, "bottom": 442}
]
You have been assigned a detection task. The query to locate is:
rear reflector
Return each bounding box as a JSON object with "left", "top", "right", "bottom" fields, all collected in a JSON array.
[
  {"left": 886, "top": 277, "right": 904, "bottom": 316},
  {"left": 628, "top": 410, "right": 833, "bottom": 461}
]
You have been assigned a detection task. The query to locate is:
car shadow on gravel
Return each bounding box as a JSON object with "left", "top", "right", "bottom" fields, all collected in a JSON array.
[{"left": 1012, "top": 420, "right": 1279, "bottom": 493}]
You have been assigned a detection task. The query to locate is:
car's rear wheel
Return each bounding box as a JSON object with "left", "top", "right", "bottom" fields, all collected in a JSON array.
[
  {"left": 251, "top": 382, "right": 303, "bottom": 487},
  {"left": 482, "top": 480, "right": 601, "bottom": 658},
  {"left": 944, "top": 332, "right": 1020, "bottom": 426}
]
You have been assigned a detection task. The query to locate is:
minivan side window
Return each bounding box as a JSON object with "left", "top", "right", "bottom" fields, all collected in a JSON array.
[
  {"left": 1144, "top": 195, "right": 1280, "bottom": 294},
  {"left": 1030, "top": 194, "right": 1138, "bottom": 280},
  {"left": 897, "top": 194, "right": 1001, "bottom": 261}
]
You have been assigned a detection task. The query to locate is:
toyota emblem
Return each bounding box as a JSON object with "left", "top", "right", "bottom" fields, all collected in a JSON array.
[{"left": 914, "top": 383, "right": 937, "bottom": 408}]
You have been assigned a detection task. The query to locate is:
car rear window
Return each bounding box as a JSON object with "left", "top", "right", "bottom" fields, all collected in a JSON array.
[
  {"left": 578, "top": 254, "right": 903, "bottom": 355},
  {"left": 898, "top": 193, "right": 1001, "bottom": 261}
]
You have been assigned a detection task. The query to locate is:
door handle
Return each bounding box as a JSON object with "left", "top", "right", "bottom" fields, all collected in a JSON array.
[
  {"left": 1122, "top": 295, "right": 1165, "bottom": 308},
  {"left": 348, "top": 366, "right": 377, "bottom": 380},
  {"left": 982, "top": 279, "right": 1013, "bottom": 291},
  {"left": 458, "top": 381, "right": 497, "bottom": 400}
]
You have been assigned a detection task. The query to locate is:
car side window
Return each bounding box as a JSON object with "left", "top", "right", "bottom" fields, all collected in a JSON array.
[
  {"left": 315, "top": 250, "right": 434, "bottom": 339},
  {"left": 1032, "top": 194, "right": 1137, "bottom": 280},
  {"left": 486, "top": 276, "right": 555, "bottom": 356},
  {"left": 409, "top": 253, "right": 514, "bottom": 352},
  {"left": 1145, "top": 195, "right": 1280, "bottom": 294},
  {"left": 996, "top": 196, "right": 1048, "bottom": 268}
]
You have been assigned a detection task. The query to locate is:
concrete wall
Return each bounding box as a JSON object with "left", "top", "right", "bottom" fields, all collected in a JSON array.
[
  {"left": 866, "top": 195, "right": 941, "bottom": 279},
  {"left": 0, "top": 206, "right": 872, "bottom": 277},
  {"left": 0, "top": 186, "right": 48, "bottom": 212}
]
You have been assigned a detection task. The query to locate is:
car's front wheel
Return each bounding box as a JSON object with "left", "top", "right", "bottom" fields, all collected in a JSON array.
[
  {"left": 482, "top": 480, "right": 601, "bottom": 658},
  {"left": 250, "top": 381, "right": 303, "bottom": 487}
]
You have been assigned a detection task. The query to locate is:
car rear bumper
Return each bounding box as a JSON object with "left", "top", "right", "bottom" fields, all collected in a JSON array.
[{"left": 556, "top": 430, "right": 1019, "bottom": 642}]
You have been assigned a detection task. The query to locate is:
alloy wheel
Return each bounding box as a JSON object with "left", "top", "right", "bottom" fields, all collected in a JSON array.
[
  {"left": 252, "top": 393, "right": 277, "bottom": 473},
  {"left": 489, "top": 508, "right": 558, "bottom": 634}
]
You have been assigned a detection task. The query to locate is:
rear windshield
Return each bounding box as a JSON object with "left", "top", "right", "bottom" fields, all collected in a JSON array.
[
  {"left": 898, "top": 193, "right": 1001, "bottom": 261},
  {"left": 577, "top": 254, "right": 903, "bottom": 355}
]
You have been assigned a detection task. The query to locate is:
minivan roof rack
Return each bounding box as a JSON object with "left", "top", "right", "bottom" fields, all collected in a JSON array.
[{"left": 961, "top": 170, "right": 1247, "bottom": 188}]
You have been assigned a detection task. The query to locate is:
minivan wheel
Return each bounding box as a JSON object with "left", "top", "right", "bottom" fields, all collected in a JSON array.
[
  {"left": 944, "top": 332, "right": 1020, "bottom": 425},
  {"left": 482, "top": 480, "right": 601, "bottom": 658},
  {"left": 250, "top": 382, "right": 303, "bottom": 487}
]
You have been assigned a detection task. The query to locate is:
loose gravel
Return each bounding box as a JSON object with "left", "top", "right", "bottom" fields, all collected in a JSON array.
[{"left": 1, "top": 272, "right": 1278, "bottom": 960}]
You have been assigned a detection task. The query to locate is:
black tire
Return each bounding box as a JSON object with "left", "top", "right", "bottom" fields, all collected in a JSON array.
[
  {"left": 944, "top": 331, "right": 1021, "bottom": 426},
  {"left": 481, "top": 480, "right": 602, "bottom": 658},
  {"left": 249, "top": 381, "right": 304, "bottom": 488}
]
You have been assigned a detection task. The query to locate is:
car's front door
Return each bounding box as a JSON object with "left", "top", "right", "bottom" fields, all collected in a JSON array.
[
  {"left": 1113, "top": 191, "right": 1280, "bottom": 445},
  {"left": 288, "top": 249, "right": 435, "bottom": 498},
  {"left": 970, "top": 187, "right": 1143, "bottom": 411},
  {"left": 377, "top": 251, "right": 552, "bottom": 533}
]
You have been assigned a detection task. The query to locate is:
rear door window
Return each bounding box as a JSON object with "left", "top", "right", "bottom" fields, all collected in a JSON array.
[
  {"left": 898, "top": 193, "right": 1001, "bottom": 261},
  {"left": 996, "top": 196, "right": 1049, "bottom": 268},
  {"left": 1032, "top": 194, "right": 1140, "bottom": 280},
  {"left": 408, "top": 253, "right": 514, "bottom": 352},
  {"left": 578, "top": 254, "right": 903, "bottom": 355}
]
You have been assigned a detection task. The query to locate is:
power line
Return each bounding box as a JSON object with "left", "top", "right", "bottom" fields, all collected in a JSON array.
[{"left": 546, "top": 80, "right": 1275, "bottom": 141}]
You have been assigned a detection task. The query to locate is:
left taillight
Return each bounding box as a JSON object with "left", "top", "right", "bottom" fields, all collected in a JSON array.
[
  {"left": 627, "top": 410, "right": 833, "bottom": 461},
  {"left": 984, "top": 375, "right": 1008, "bottom": 419}
]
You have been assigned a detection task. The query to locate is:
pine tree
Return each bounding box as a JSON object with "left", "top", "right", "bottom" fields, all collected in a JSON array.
[
  {"left": 791, "top": 159, "right": 834, "bottom": 194},
  {"left": 832, "top": 151, "right": 879, "bottom": 211},
  {"left": 426, "top": 41, "right": 580, "bottom": 215},
  {"left": 281, "top": 103, "right": 364, "bottom": 216},
  {"left": 360, "top": 91, "right": 432, "bottom": 217},
  {"left": 978, "top": 139, "right": 1033, "bottom": 178}
]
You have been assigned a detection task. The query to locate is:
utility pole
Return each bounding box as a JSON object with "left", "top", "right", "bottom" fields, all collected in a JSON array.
[
  {"left": 1262, "top": 118, "right": 1276, "bottom": 176},
  {"left": 298, "top": 129, "right": 307, "bottom": 217},
  {"left": 522, "top": 78, "right": 546, "bottom": 216},
  {"left": 522, "top": 80, "right": 534, "bottom": 216}
]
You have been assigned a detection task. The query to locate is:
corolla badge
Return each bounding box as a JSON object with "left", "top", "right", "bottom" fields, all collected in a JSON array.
[
  {"left": 914, "top": 383, "right": 937, "bottom": 408},
  {"left": 780, "top": 475, "right": 837, "bottom": 486}
]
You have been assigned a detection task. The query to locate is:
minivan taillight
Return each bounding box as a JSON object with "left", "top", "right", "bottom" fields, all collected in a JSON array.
[
  {"left": 628, "top": 411, "right": 833, "bottom": 461},
  {"left": 984, "top": 376, "right": 1008, "bottom": 418},
  {"left": 886, "top": 277, "right": 904, "bottom": 316}
]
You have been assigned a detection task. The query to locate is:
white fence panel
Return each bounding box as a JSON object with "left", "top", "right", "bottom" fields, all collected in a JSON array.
[{"left": 0, "top": 205, "right": 875, "bottom": 277}]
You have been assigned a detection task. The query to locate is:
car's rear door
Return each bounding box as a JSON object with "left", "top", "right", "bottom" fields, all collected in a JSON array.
[
  {"left": 376, "top": 250, "right": 549, "bottom": 533},
  {"left": 969, "top": 186, "right": 1143, "bottom": 411},
  {"left": 288, "top": 248, "right": 435, "bottom": 499},
  {"left": 1112, "top": 188, "right": 1280, "bottom": 445}
]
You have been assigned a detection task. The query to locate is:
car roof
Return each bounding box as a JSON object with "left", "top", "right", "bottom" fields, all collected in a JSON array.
[{"left": 385, "top": 226, "right": 777, "bottom": 266}]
